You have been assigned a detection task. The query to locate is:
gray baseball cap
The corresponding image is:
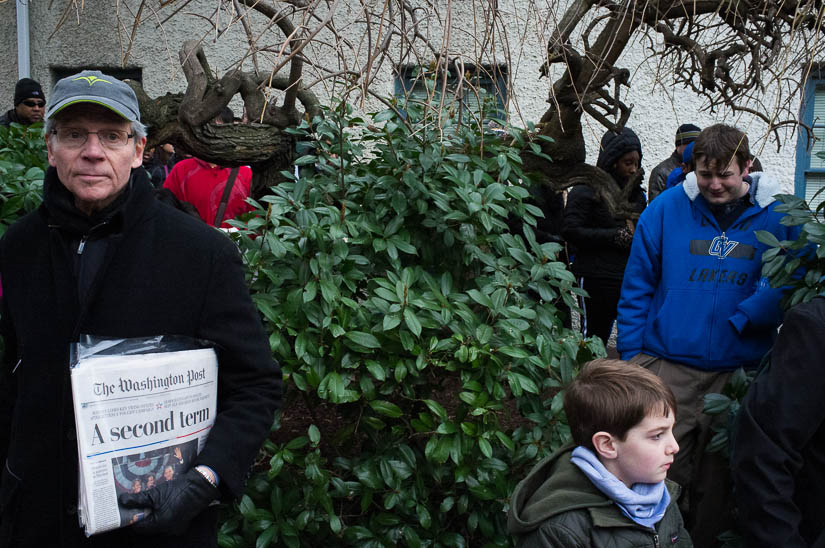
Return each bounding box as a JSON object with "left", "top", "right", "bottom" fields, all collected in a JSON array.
[{"left": 46, "top": 70, "right": 140, "bottom": 122}]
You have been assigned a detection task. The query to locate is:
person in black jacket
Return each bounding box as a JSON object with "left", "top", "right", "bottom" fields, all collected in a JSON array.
[
  {"left": 563, "top": 127, "right": 646, "bottom": 344},
  {"left": 731, "top": 297, "right": 825, "bottom": 548},
  {"left": 143, "top": 143, "right": 178, "bottom": 188},
  {"left": 0, "top": 70, "right": 281, "bottom": 547},
  {"left": 0, "top": 78, "right": 46, "bottom": 127},
  {"left": 647, "top": 124, "right": 700, "bottom": 202}
]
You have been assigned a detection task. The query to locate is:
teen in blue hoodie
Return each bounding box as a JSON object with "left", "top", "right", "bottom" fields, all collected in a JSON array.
[{"left": 616, "top": 124, "right": 801, "bottom": 547}]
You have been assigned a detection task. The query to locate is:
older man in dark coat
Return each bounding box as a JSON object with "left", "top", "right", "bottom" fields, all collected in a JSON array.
[{"left": 0, "top": 70, "right": 280, "bottom": 547}]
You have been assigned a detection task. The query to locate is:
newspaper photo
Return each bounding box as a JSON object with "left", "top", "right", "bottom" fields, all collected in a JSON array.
[{"left": 70, "top": 338, "right": 217, "bottom": 537}]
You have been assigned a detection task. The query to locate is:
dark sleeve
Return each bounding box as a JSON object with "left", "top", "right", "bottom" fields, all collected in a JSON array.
[
  {"left": 192, "top": 240, "right": 282, "bottom": 499},
  {"left": 0, "top": 291, "right": 16, "bottom": 467},
  {"left": 149, "top": 165, "right": 165, "bottom": 189},
  {"left": 562, "top": 185, "right": 619, "bottom": 247},
  {"left": 648, "top": 166, "right": 666, "bottom": 201},
  {"left": 516, "top": 523, "right": 590, "bottom": 548},
  {"left": 731, "top": 300, "right": 825, "bottom": 548},
  {"left": 0, "top": 233, "right": 19, "bottom": 469}
]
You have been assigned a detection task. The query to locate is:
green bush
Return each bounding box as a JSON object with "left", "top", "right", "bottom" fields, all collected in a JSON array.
[
  {"left": 219, "top": 100, "right": 601, "bottom": 547},
  {"left": 0, "top": 122, "right": 46, "bottom": 359},
  {"left": 0, "top": 122, "right": 47, "bottom": 235},
  {"left": 755, "top": 192, "right": 825, "bottom": 308}
]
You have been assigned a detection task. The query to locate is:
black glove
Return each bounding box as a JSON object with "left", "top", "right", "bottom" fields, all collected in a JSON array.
[
  {"left": 118, "top": 468, "right": 220, "bottom": 535},
  {"left": 613, "top": 226, "right": 634, "bottom": 249}
]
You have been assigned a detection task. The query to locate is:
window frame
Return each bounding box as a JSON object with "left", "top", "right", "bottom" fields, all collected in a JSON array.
[
  {"left": 393, "top": 62, "right": 508, "bottom": 125},
  {"left": 794, "top": 66, "right": 825, "bottom": 205}
]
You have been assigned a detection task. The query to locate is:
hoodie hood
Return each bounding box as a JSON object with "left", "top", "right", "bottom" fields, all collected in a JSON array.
[
  {"left": 682, "top": 171, "right": 780, "bottom": 209},
  {"left": 507, "top": 444, "right": 610, "bottom": 534}
]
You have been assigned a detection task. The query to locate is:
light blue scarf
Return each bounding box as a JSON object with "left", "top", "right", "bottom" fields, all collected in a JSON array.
[{"left": 570, "top": 446, "right": 670, "bottom": 528}]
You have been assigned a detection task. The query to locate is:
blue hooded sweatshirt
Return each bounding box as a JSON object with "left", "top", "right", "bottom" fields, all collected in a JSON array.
[
  {"left": 617, "top": 172, "right": 801, "bottom": 371},
  {"left": 663, "top": 142, "right": 695, "bottom": 191}
]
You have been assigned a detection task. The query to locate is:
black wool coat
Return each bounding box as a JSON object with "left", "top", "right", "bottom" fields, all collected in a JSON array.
[
  {"left": 732, "top": 298, "right": 825, "bottom": 548},
  {"left": 562, "top": 183, "right": 646, "bottom": 281},
  {"left": 0, "top": 168, "right": 281, "bottom": 548}
]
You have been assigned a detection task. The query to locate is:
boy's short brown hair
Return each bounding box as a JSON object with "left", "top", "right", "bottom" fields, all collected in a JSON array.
[
  {"left": 692, "top": 123, "right": 750, "bottom": 173},
  {"left": 564, "top": 359, "right": 676, "bottom": 451}
]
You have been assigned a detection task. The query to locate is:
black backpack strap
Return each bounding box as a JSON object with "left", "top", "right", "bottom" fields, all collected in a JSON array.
[{"left": 214, "top": 167, "right": 240, "bottom": 227}]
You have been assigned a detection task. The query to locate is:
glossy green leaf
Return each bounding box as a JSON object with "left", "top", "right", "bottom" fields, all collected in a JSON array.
[
  {"left": 345, "top": 331, "right": 382, "bottom": 348},
  {"left": 404, "top": 308, "right": 423, "bottom": 337},
  {"left": 423, "top": 399, "right": 448, "bottom": 420},
  {"left": 370, "top": 400, "right": 404, "bottom": 418},
  {"left": 308, "top": 424, "right": 321, "bottom": 445}
]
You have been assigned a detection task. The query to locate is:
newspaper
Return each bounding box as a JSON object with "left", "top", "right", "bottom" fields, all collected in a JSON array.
[{"left": 70, "top": 344, "right": 218, "bottom": 536}]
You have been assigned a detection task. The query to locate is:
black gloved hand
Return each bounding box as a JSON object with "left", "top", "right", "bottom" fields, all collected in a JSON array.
[
  {"left": 613, "top": 226, "right": 634, "bottom": 249},
  {"left": 118, "top": 468, "right": 220, "bottom": 535}
]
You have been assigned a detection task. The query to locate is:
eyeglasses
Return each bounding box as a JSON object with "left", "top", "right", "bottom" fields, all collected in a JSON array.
[
  {"left": 21, "top": 100, "right": 45, "bottom": 108},
  {"left": 51, "top": 127, "right": 135, "bottom": 149}
]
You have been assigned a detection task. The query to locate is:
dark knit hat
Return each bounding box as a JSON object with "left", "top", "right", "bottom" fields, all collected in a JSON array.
[
  {"left": 675, "top": 124, "right": 701, "bottom": 146},
  {"left": 14, "top": 78, "right": 45, "bottom": 106},
  {"left": 596, "top": 127, "right": 642, "bottom": 173}
]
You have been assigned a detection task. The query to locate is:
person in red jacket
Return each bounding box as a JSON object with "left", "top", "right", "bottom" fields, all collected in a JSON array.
[{"left": 163, "top": 107, "right": 253, "bottom": 227}]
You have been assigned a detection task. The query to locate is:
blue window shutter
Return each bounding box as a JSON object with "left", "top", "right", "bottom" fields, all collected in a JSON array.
[{"left": 795, "top": 76, "right": 825, "bottom": 211}]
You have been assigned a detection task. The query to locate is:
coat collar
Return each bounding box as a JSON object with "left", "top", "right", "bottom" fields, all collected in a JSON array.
[
  {"left": 42, "top": 166, "right": 156, "bottom": 236},
  {"left": 4, "top": 108, "right": 23, "bottom": 124}
]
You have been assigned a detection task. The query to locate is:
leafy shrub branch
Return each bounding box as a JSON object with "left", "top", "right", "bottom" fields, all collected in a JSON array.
[{"left": 0, "top": 123, "right": 46, "bottom": 235}]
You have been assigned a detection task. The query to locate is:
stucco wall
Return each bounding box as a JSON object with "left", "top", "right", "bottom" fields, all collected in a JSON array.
[
  {"left": 0, "top": 1, "right": 20, "bottom": 87},
  {"left": 0, "top": 0, "right": 802, "bottom": 192},
  {"left": 0, "top": 2, "right": 19, "bottom": 91}
]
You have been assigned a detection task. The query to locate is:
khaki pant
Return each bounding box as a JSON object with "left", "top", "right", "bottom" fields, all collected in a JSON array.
[{"left": 631, "top": 353, "right": 733, "bottom": 548}]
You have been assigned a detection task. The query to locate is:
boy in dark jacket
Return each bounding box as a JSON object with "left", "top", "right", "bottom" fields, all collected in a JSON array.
[{"left": 508, "top": 359, "right": 691, "bottom": 547}]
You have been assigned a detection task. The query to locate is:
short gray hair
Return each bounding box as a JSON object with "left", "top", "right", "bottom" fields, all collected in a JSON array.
[{"left": 131, "top": 120, "right": 148, "bottom": 140}]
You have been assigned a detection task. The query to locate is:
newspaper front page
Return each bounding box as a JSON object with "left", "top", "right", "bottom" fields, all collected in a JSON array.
[{"left": 70, "top": 347, "right": 218, "bottom": 536}]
